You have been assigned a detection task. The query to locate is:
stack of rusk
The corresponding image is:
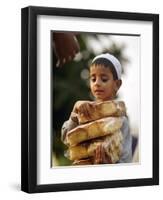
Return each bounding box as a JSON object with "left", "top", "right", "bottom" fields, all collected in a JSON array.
[{"left": 63, "top": 101, "right": 126, "bottom": 165}]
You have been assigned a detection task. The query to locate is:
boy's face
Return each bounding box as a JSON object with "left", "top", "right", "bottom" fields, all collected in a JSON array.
[{"left": 90, "top": 64, "right": 121, "bottom": 102}]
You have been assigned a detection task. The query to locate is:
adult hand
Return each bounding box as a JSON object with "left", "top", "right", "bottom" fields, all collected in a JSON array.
[{"left": 53, "top": 33, "right": 80, "bottom": 67}]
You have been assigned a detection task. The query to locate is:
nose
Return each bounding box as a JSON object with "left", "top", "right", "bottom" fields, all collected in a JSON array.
[{"left": 94, "top": 78, "right": 101, "bottom": 86}]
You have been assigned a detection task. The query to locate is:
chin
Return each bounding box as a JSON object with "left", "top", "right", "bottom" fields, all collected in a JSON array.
[
  {"left": 96, "top": 97, "right": 106, "bottom": 102},
  {"left": 97, "top": 97, "right": 112, "bottom": 102}
]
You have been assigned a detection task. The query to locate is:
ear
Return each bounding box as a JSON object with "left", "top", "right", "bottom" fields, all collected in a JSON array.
[{"left": 115, "top": 79, "right": 122, "bottom": 91}]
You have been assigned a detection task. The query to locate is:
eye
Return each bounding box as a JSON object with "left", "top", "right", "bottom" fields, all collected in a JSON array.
[
  {"left": 90, "top": 77, "right": 96, "bottom": 82},
  {"left": 101, "top": 77, "right": 109, "bottom": 82}
]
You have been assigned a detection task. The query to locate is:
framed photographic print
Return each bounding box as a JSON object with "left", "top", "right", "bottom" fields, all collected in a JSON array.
[{"left": 21, "top": 6, "right": 159, "bottom": 193}]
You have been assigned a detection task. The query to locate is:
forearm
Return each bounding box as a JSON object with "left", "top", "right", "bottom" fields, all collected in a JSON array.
[
  {"left": 118, "top": 116, "right": 132, "bottom": 163},
  {"left": 61, "top": 116, "right": 79, "bottom": 144}
]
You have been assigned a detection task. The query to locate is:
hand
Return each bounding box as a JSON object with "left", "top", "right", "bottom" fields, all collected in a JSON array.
[
  {"left": 70, "top": 112, "right": 78, "bottom": 123},
  {"left": 72, "top": 101, "right": 95, "bottom": 119},
  {"left": 53, "top": 33, "right": 80, "bottom": 67},
  {"left": 94, "top": 145, "right": 112, "bottom": 164}
]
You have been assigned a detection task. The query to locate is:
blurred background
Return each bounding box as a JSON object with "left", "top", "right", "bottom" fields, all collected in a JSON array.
[{"left": 52, "top": 32, "right": 140, "bottom": 166}]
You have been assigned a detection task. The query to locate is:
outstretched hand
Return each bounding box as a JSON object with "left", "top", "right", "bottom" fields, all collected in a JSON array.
[{"left": 53, "top": 33, "right": 80, "bottom": 67}]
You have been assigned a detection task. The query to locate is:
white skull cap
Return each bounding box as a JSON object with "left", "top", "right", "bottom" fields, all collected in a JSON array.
[{"left": 92, "top": 53, "right": 122, "bottom": 79}]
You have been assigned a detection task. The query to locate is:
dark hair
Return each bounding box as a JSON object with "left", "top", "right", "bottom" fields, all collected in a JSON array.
[{"left": 90, "top": 57, "right": 118, "bottom": 80}]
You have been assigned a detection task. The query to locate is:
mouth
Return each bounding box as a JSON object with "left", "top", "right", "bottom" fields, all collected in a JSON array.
[{"left": 94, "top": 89, "right": 104, "bottom": 94}]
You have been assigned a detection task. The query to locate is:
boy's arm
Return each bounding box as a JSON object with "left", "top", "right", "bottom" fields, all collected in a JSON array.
[
  {"left": 61, "top": 113, "right": 79, "bottom": 144},
  {"left": 118, "top": 116, "right": 132, "bottom": 163},
  {"left": 61, "top": 100, "right": 93, "bottom": 143}
]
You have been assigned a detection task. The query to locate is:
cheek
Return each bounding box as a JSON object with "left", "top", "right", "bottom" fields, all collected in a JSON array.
[
  {"left": 104, "top": 82, "right": 111, "bottom": 89},
  {"left": 90, "top": 82, "right": 97, "bottom": 95},
  {"left": 90, "top": 83, "right": 94, "bottom": 92},
  {"left": 90, "top": 81, "right": 93, "bottom": 88},
  {"left": 104, "top": 83, "right": 114, "bottom": 93}
]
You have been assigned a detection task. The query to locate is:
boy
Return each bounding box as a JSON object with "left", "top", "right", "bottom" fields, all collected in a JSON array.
[{"left": 61, "top": 53, "right": 132, "bottom": 164}]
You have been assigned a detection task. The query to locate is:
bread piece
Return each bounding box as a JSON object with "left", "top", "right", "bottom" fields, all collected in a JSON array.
[
  {"left": 78, "top": 101, "right": 126, "bottom": 124},
  {"left": 67, "top": 136, "right": 106, "bottom": 160},
  {"left": 67, "top": 131, "right": 123, "bottom": 163},
  {"left": 103, "top": 131, "right": 123, "bottom": 163},
  {"left": 65, "top": 117, "right": 123, "bottom": 146},
  {"left": 72, "top": 158, "right": 93, "bottom": 165}
]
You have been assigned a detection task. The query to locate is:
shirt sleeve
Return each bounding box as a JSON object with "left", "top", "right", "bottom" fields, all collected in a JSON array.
[
  {"left": 61, "top": 118, "right": 79, "bottom": 143},
  {"left": 118, "top": 116, "right": 132, "bottom": 163}
]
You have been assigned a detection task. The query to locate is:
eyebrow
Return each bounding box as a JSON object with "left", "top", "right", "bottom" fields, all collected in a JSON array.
[{"left": 90, "top": 73, "right": 109, "bottom": 77}]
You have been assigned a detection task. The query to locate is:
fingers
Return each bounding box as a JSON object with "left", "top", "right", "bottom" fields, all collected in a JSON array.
[
  {"left": 56, "top": 52, "right": 77, "bottom": 67},
  {"left": 94, "top": 145, "right": 112, "bottom": 164},
  {"left": 56, "top": 57, "right": 66, "bottom": 68},
  {"left": 78, "top": 103, "right": 95, "bottom": 119},
  {"left": 94, "top": 145, "right": 103, "bottom": 164}
]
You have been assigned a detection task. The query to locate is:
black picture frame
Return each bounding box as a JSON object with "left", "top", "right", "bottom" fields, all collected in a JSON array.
[{"left": 21, "top": 6, "right": 159, "bottom": 193}]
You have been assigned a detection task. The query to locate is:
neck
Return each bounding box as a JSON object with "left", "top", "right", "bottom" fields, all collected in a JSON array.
[{"left": 95, "top": 97, "right": 115, "bottom": 102}]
